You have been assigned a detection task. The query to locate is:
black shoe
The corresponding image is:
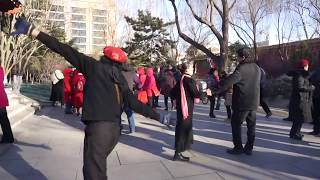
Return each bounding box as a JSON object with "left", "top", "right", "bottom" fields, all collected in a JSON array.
[
  {"left": 173, "top": 153, "right": 189, "bottom": 161},
  {"left": 0, "top": 138, "right": 14, "bottom": 144},
  {"left": 165, "top": 108, "right": 168, "bottom": 111},
  {"left": 226, "top": 148, "right": 243, "bottom": 155},
  {"left": 215, "top": 107, "right": 220, "bottom": 110},
  {"left": 244, "top": 149, "right": 253, "bottom": 155},
  {"left": 209, "top": 114, "right": 216, "bottom": 118},
  {"left": 290, "top": 135, "right": 303, "bottom": 140},
  {"left": 265, "top": 112, "right": 272, "bottom": 118}
]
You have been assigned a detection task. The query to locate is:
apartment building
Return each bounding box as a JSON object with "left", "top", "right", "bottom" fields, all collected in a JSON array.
[{"left": 48, "top": 0, "right": 116, "bottom": 54}]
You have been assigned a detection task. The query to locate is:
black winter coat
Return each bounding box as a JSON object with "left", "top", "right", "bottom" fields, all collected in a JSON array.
[
  {"left": 171, "top": 75, "right": 201, "bottom": 153},
  {"left": 216, "top": 62, "right": 261, "bottom": 111},
  {"left": 288, "top": 70, "right": 314, "bottom": 123},
  {"left": 36, "top": 32, "right": 159, "bottom": 123}
]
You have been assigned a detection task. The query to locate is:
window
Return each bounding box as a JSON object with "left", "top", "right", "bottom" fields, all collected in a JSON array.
[
  {"left": 72, "top": 7, "right": 86, "bottom": 14},
  {"left": 74, "top": 37, "right": 86, "bottom": 44},
  {"left": 93, "top": 24, "right": 106, "bottom": 31},
  {"left": 49, "top": 13, "right": 64, "bottom": 20},
  {"left": 72, "top": 15, "right": 86, "bottom": 21},
  {"left": 93, "top": 9, "right": 107, "bottom": 16},
  {"left": 76, "top": 45, "right": 86, "bottom": 52},
  {"left": 92, "top": 31, "right": 105, "bottom": 37},
  {"left": 93, "top": 16, "right": 106, "bottom": 23},
  {"left": 72, "top": 30, "right": 86, "bottom": 36},
  {"left": 93, "top": 38, "right": 106, "bottom": 45},
  {"left": 72, "top": 22, "right": 86, "bottom": 29},
  {"left": 51, "top": 5, "right": 64, "bottom": 12}
]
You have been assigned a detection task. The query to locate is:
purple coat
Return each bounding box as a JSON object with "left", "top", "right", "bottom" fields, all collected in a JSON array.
[{"left": 0, "top": 67, "right": 9, "bottom": 108}]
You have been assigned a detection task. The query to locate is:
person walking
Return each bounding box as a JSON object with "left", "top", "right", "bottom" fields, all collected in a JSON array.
[
  {"left": 122, "top": 64, "right": 137, "bottom": 133},
  {"left": 50, "top": 69, "right": 64, "bottom": 106},
  {"left": 63, "top": 68, "right": 74, "bottom": 114},
  {"left": 288, "top": 59, "right": 314, "bottom": 140},
  {"left": 220, "top": 71, "right": 232, "bottom": 121},
  {"left": 160, "top": 67, "right": 176, "bottom": 111},
  {"left": 136, "top": 67, "right": 148, "bottom": 104},
  {"left": 144, "top": 67, "right": 160, "bottom": 107},
  {"left": 171, "top": 63, "right": 201, "bottom": 161},
  {"left": 0, "top": 66, "right": 14, "bottom": 144},
  {"left": 12, "top": 18, "right": 160, "bottom": 180},
  {"left": 72, "top": 70, "right": 85, "bottom": 116},
  {"left": 309, "top": 66, "right": 320, "bottom": 135},
  {"left": 216, "top": 48, "right": 261, "bottom": 155},
  {"left": 207, "top": 68, "right": 220, "bottom": 118},
  {"left": 258, "top": 63, "right": 272, "bottom": 118}
]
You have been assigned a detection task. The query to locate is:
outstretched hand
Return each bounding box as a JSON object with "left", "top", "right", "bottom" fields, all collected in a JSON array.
[{"left": 11, "top": 18, "right": 31, "bottom": 36}]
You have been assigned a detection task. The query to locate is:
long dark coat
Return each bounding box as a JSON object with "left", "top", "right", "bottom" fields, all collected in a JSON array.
[
  {"left": 50, "top": 80, "right": 64, "bottom": 103},
  {"left": 171, "top": 74, "right": 200, "bottom": 153},
  {"left": 288, "top": 70, "right": 313, "bottom": 123}
]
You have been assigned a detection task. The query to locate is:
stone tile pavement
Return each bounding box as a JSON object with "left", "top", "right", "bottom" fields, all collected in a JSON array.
[{"left": 0, "top": 101, "right": 319, "bottom": 180}]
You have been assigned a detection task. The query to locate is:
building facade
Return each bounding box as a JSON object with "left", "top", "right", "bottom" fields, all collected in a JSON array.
[{"left": 48, "top": 0, "right": 116, "bottom": 54}]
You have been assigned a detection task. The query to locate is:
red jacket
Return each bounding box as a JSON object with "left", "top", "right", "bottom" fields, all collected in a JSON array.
[
  {"left": 63, "top": 68, "right": 74, "bottom": 103},
  {"left": 0, "top": 67, "right": 9, "bottom": 108},
  {"left": 144, "top": 68, "right": 160, "bottom": 97},
  {"left": 72, "top": 71, "right": 85, "bottom": 108},
  {"left": 137, "top": 67, "right": 148, "bottom": 104}
]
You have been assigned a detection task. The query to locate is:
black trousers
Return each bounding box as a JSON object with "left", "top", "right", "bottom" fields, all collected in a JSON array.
[
  {"left": 208, "top": 96, "right": 216, "bottom": 116},
  {"left": 231, "top": 110, "right": 256, "bottom": 150},
  {"left": 83, "top": 121, "right": 120, "bottom": 180},
  {"left": 226, "top": 105, "right": 232, "bottom": 119},
  {"left": 164, "top": 96, "right": 173, "bottom": 109},
  {"left": 312, "top": 97, "right": 320, "bottom": 133},
  {"left": 290, "top": 120, "right": 303, "bottom": 137},
  {"left": 147, "top": 96, "right": 153, "bottom": 107},
  {"left": 215, "top": 96, "right": 221, "bottom": 109},
  {"left": 260, "top": 89, "right": 271, "bottom": 114},
  {"left": 153, "top": 96, "right": 159, "bottom": 107},
  {"left": 0, "top": 108, "right": 14, "bottom": 141}
]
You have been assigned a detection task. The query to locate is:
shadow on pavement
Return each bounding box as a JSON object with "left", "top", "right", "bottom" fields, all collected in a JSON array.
[{"left": 0, "top": 141, "right": 51, "bottom": 180}]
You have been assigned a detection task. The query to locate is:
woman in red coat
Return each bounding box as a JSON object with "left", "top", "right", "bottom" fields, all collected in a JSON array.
[
  {"left": 63, "top": 68, "right": 74, "bottom": 114},
  {"left": 137, "top": 67, "right": 148, "bottom": 104},
  {"left": 0, "top": 66, "right": 14, "bottom": 143},
  {"left": 72, "top": 70, "right": 85, "bottom": 116},
  {"left": 144, "top": 68, "right": 160, "bottom": 107}
]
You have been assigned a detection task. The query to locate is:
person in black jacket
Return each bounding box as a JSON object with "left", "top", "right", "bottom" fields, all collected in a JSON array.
[
  {"left": 309, "top": 67, "right": 320, "bottom": 136},
  {"left": 215, "top": 48, "right": 261, "bottom": 155},
  {"left": 12, "top": 18, "right": 160, "bottom": 180},
  {"left": 288, "top": 59, "right": 314, "bottom": 140},
  {"left": 171, "top": 63, "right": 201, "bottom": 161}
]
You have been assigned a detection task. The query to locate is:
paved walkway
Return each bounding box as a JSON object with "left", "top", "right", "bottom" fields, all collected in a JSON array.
[{"left": 0, "top": 101, "right": 320, "bottom": 180}]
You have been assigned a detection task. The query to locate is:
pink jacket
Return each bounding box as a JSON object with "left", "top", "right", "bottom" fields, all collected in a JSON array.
[
  {"left": 144, "top": 68, "right": 159, "bottom": 97},
  {"left": 0, "top": 67, "right": 9, "bottom": 108}
]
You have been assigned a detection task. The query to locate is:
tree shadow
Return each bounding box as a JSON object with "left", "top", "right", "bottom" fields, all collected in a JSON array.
[{"left": 0, "top": 141, "right": 51, "bottom": 180}]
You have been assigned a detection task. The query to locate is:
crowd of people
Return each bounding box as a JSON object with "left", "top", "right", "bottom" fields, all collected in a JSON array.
[{"left": 0, "top": 15, "right": 319, "bottom": 180}]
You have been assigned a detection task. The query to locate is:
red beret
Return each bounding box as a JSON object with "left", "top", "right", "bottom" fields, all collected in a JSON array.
[
  {"left": 297, "top": 59, "right": 309, "bottom": 68},
  {"left": 103, "top": 46, "right": 127, "bottom": 63}
]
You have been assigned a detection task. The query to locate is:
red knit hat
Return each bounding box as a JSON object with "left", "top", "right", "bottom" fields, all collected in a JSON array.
[
  {"left": 297, "top": 59, "right": 309, "bottom": 68},
  {"left": 103, "top": 46, "right": 127, "bottom": 63}
]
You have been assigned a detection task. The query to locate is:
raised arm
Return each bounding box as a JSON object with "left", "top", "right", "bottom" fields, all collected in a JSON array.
[{"left": 12, "top": 18, "right": 96, "bottom": 77}]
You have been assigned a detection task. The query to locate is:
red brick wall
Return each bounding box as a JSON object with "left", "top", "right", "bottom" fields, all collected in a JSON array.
[{"left": 258, "top": 38, "right": 320, "bottom": 77}]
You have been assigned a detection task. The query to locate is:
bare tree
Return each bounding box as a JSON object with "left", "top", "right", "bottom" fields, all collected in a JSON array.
[
  {"left": 274, "top": 0, "right": 295, "bottom": 61},
  {"left": 0, "top": 0, "right": 54, "bottom": 77},
  {"left": 307, "top": 0, "right": 320, "bottom": 36},
  {"left": 230, "top": 0, "right": 273, "bottom": 60},
  {"left": 169, "top": 0, "right": 237, "bottom": 71}
]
